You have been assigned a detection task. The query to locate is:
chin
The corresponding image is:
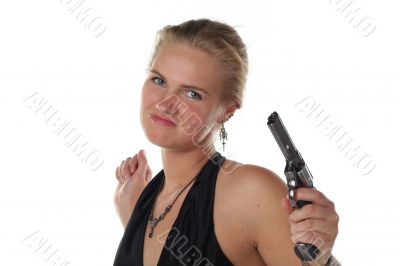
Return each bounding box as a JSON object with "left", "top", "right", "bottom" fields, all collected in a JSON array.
[
  {"left": 142, "top": 120, "right": 177, "bottom": 147},
  {"left": 140, "top": 112, "right": 213, "bottom": 149},
  {"left": 144, "top": 124, "right": 203, "bottom": 150}
]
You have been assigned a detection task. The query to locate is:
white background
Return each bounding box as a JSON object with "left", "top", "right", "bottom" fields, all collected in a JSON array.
[{"left": 1, "top": 0, "right": 399, "bottom": 265}]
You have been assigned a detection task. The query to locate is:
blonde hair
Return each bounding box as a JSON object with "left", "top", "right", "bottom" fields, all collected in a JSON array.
[{"left": 146, "top": 18, "right": 248, "bottom": 110}]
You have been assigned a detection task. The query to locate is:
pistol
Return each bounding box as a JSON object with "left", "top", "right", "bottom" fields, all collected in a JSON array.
[{"left": 267, "top": 111, "right": 319, "bottom": 261}]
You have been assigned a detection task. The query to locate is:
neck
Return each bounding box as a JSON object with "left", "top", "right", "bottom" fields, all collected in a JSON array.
[{"left": 160, "top": 146, "right": 217, "bottom": 195}]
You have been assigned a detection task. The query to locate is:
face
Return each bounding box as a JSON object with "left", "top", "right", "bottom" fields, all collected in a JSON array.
[{"left": 140, "top": 43, "right": 225, "bottom": 150}]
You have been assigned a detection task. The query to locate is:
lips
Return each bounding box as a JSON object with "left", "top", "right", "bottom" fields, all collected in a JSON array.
[{"left": 150, "top": 114, "right": 176, "bottom": 126}]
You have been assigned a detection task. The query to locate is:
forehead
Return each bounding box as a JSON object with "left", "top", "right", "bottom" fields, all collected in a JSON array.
[{"left": 150, "top": 44, "right": 223, "bottom": 94}]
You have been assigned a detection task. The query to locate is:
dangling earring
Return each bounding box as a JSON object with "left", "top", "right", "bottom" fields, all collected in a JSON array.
[{"left": 219, "top": 122, "right": 228, "bottom": 151}]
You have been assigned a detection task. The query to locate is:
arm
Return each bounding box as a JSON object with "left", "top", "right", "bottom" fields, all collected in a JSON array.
[
  {"left": 114, "top": 150, "right": 151, "bottom": 228},
  {"left": 240, "top": 165, "right": 339, "bottom": 266}
]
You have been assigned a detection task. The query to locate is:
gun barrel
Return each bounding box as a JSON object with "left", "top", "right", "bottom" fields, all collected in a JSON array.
[
  {"left": 267, "top": 111, "right": 317, "bottom": 262},
  {"left": 267, "top": 111, "right": 299, "bottom": 162}
]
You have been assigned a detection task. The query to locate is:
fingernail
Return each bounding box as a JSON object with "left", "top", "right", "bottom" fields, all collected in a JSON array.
[{"left": 141, "top": 150, "right": 146, "bottom": 157}]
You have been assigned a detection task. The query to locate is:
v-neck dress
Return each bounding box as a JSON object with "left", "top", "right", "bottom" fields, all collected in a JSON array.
[{"left": 113, "top": 151, "right": 234, "bottom": 266}]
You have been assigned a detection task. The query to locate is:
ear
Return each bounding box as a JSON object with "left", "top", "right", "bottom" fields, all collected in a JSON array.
[{"left": 217, "top": 101, "right": 239, "bottom": 124}]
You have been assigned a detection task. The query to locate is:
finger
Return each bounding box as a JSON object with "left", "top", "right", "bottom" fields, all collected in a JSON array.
[
  {"left": 291, "top": 231, "right": 332, "bottom": 251},
  {"left": 118, "top": 159, "right": 126, "bottom": 182},
  {"left": 291, "top": 218, "right": 333, "bottom": 235},
  {"left": 122, "top": 157, "right": 132, "bottom": 180},
  {"left": 115, "top": 166, "right": 123, "bottom": 183},
  {"left": 281, "top": 197, "right": 294, "bottom": 215},
  {"left": 294, "top": 188, "right": 334, "bottom": 208},
  {"left": 145, "top": 163, "right": 152, "bottom": 182},
  {"left": 289, "top": 204, "right": 330, "bottom": 223},
  {"left": 128, "top": 154, "right": 138, "bottom": 174},
  {"left": 135, "top": 150, "right": 148, "bottom": 180}
]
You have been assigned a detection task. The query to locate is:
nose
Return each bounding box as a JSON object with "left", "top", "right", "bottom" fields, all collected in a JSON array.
[{"left": 156, "top": 94, "right": 179, "bottom": 116}]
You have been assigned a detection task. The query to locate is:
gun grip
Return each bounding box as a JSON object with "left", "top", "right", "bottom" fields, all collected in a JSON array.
[
  {"left": 296, "top": 200, "right": 311, "bottom": 208},
  {"left": 294, "top": 242, "right": 319, "bottom": 261},
  {"left": 293, "top": 200, "right": 319, "bottom": 261}
]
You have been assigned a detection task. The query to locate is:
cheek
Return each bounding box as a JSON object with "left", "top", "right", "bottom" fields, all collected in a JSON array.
[
  {"left": 177, "top": 106, "right": 214, "bottom": 134},
  {"left": 141, "top": 83, "right": 161, "bottom": 109},
  {"left": 141, "top": 83, "right": 151, "bottom": 101},
  {"left": 140, "top": 84, "right": 157, "bottom": 126}
]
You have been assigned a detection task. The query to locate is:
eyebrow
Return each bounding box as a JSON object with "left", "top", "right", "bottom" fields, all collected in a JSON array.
[{"left": 149, "top": 69, "right": 210, "bottom": 96}]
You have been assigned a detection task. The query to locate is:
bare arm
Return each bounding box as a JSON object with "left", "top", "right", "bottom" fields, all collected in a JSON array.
[
  {"left": 238, "top": 165, "right": 339, "bottom": 265},
  {"left": 114, "top": 150, "right": 152, "bottom": 228}
]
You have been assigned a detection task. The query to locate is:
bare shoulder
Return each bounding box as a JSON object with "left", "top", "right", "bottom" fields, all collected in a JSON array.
[
  {"left": 216, "top": 159, "right": 290, "bottom": 239},
  {"left": 214, "top": 159, "right": 297, "bottom": 265},
  {"left": 218, "top": 159, "right": 287, "bottom": 200}
]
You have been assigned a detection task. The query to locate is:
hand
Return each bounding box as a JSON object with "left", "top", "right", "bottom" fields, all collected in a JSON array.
[
  {"left": 114, "top": 149, "right": 152, "bottom": 228},
  {"left": 281, "top": 188, "right": 339, "bottom": 265}
]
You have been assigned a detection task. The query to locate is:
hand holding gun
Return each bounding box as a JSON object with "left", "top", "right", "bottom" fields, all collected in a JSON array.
[{"left": 267, "top": 111, "right": 319, "bottom": 262}]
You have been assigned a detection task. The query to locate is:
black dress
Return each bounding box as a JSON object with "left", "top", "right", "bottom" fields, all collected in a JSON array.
[{"left": 113, "top": 151, "right": 234, "bottom": 266}]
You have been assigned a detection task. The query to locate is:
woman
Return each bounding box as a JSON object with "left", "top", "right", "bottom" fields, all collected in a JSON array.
[{"left": 113, "top": 18, "right": 340, "bottom": 266}]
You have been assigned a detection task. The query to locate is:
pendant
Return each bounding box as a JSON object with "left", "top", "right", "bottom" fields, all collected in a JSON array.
[{"left": 148, "top": 217, "right": 158, "bottom": 238}]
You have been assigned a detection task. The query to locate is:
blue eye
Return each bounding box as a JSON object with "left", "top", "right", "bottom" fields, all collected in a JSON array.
[
  {"left": 185, "top": 90, "right": 202, "bottom": 100},
  {"left": 151, "top": 77, "right": 165, "bottom": 86},
  {"left": 151, "top": 76, "right": 202, "bottom": 100}
]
